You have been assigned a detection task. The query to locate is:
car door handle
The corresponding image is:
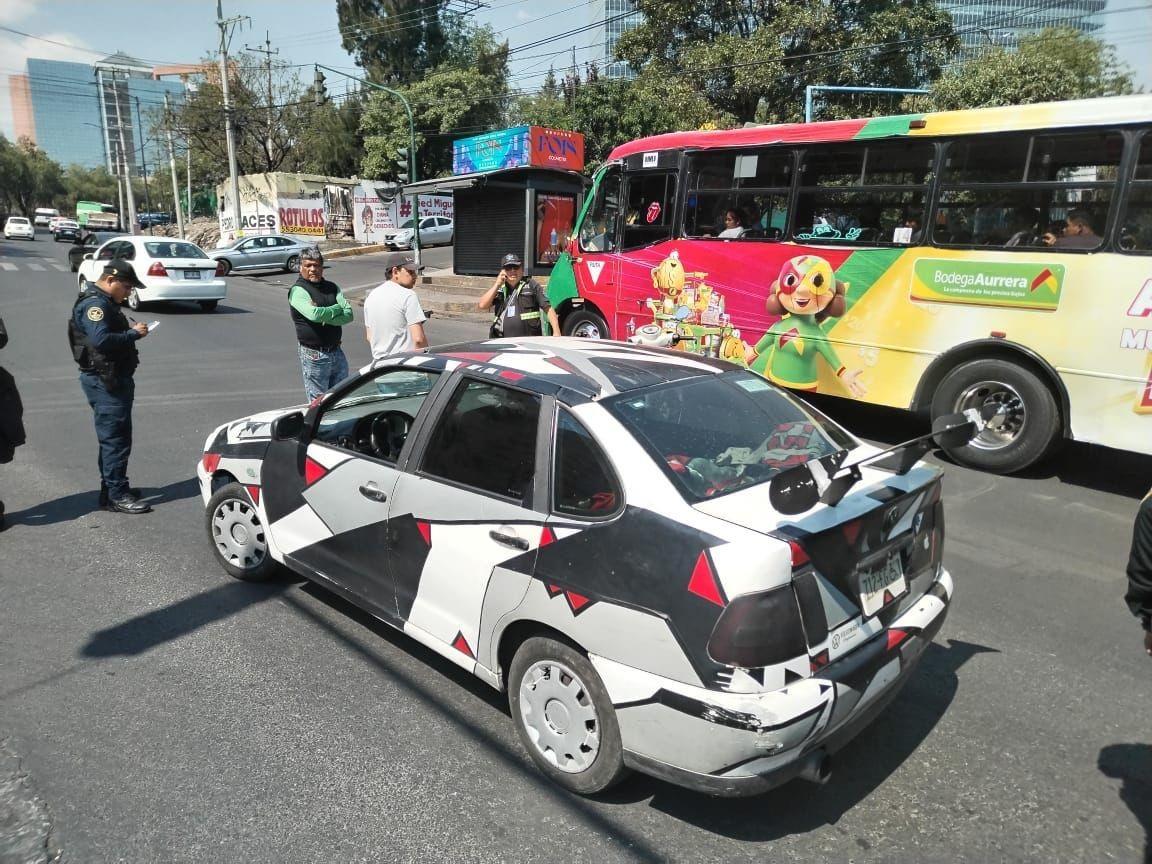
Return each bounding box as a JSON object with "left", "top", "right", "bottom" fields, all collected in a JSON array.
[
  {"left": 358, "top": 483, "right": 388, "bottom": 503},
  {"left": 489, "top": 530, "right": 529, "bottom": 551}
]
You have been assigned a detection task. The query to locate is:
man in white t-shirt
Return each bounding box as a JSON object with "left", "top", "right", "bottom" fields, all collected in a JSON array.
[{"left": 363, "top": 253, "right": 428, "bottom": 360}]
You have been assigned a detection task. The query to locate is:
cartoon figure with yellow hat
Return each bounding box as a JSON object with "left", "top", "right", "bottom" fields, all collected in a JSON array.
[{"left": 746, "top": 255, "right": 866, "bottom": 398}]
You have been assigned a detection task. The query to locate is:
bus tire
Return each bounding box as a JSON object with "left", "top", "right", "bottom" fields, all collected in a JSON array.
[
  {"left": 931, "top": 358, "right": 1060, "bottom": 474},
  {"left": 562, "top": 308, "right": 610, "bottom": 340}
]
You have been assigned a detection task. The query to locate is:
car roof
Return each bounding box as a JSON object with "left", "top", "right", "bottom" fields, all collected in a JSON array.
[{"left": 394, "top": 337, "right": 734, "bottom": 403}]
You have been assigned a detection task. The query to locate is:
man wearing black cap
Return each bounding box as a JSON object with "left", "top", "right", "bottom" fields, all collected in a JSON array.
[
  {"left": 69, "top": 259, "right": 151, "bottom": 514},
  {"left": 363, "top": 252, "right": 428, "bottom": 360},
  {"left": 477, "top": 252, "right": 559, "bottom": 338}
]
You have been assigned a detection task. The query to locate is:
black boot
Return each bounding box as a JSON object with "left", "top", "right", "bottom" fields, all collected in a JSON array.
[
  {"left": 99, "top": 486, "right": 142, "bottom": 507},
  {"left": 106, "top": 496, "right": 152, "bottom": 514}
]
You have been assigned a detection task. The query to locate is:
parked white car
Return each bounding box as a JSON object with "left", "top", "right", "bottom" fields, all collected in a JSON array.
[
  {"left": 77, "top": 236, "right": 227, "bottom": 312},
  {"left": 4, "top": 217, "right": 35, "bottom": 240},
  {"left": 383, "top": 216, "right": 453, "bottom": 250}
]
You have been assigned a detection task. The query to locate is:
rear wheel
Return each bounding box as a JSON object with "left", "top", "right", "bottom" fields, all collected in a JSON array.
[
  {"left": 78, "top": 276, "right": 89, "bottom": 293},
  {"left": 127, "top": 288, "right": 141, "bottom": 310},
  {"left": 217, "top": 259, "right": 232, "bottom": 276},
  {"left": 508, "top": 637, "right": 629, "bottom": 795},
  {"left": 285, "top": 255, "right": 299, "bottom": 273},
  {"left": 562, "top": 308, "right": 610, "bottom": 340},
  {"left": 205, "top": 482, "right": 278, "bottom": 581},
  {"left": 931, "top": 358, "right": 1060, "bottom": 474},
  {"left": 199, "top": 300, "right": 218, "bottom": 312}
]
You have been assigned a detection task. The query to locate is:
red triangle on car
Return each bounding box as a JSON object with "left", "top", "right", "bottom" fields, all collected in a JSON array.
[
  {"left": 687, "top": 550, "right": 726, "bottom": 607},
  {"left": 303, "top": 456, "right": 328, "bottom": 486},
  {"left": 452, "top": 631, "right": 475, "bottom": 659}
]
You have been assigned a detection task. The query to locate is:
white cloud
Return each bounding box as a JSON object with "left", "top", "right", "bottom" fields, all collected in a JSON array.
[
  {"left": 516, "top": 10, "right": 532, "bottom": 22},
  {"left": 0, "top": 0, "right": 37, "bottom": 25},
  {"left": 0, "top": 31, "right": 96, "bottom": 139}
]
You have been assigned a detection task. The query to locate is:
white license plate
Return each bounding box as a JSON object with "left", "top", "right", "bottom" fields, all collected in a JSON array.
[
  {"left": 185, "top": 269, "right": 202, "bottom": 279},
  {"left": 858, "top": 551, "right": 907, "bottom": 617}
]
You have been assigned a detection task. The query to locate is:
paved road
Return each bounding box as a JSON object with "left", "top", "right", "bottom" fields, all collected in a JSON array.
[{"left": 0, "top": 237, "right": 1148, "bottom": 863}]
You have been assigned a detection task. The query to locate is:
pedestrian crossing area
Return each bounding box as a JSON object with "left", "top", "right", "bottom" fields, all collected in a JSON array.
[{"left": 0, "top": 257, "right": 71, "bottom": 272}]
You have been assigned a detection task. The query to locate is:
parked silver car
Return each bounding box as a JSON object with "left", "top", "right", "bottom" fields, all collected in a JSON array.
[
  {"left": 382, "top": 216, "right": 454, "bottom": 250},
  {"left": 207, "top": 234, "right": 310, "bottom": 275}
]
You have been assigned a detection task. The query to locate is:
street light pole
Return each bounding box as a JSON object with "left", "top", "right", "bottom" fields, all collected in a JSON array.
[
  {"left": 111, "top": 71, "right": 138, "bottom": 232},
  {"left": 134, "top": 96, "right": 155, "bottom": 235},
  {"left": 164, "top": 93, "right": 186, "bottom": 238},
  {"left": 217, "top": 0, "right": 247, "bottom": 240},
  {"left": 314, "top": 64, "right": 421, "bottom": 269}
]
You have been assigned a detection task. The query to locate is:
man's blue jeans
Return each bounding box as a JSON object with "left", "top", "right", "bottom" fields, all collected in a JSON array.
[
  {"left": 79, "top": 373, "right": 134, "bottom": 499},
  {"left": 298, "top": 344, "right": 349, "bottom": 402}
]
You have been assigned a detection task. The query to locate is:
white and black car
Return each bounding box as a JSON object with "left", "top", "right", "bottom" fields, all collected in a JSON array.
[
  {"left": 197, "top": 338, "right": 975, "bottom": 797},
  {"left": 77, "top": 236, "right": 227, "bottom": 312}
]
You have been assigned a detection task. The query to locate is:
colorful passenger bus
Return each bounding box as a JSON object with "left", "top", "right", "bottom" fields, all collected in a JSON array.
[{"left": 546, "top": 94, "right": 1152, "bottom": 474}]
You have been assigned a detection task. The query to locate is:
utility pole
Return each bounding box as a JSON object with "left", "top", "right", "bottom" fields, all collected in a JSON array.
[
  {"left": 246, "top": 30, "right": 278, "bottom": 169},
  {"left": 186, "top": 146, "right": 192, "bottom": 222},
  {"left": 164, "top": 92, "right": 186, "bottom": 238},
  {"left": 217, "top": 0, "right": 248, "bottom": 240},
  {"left": 134, "top": 96, "right": 155, "bottom": 235},
  {"left": 111, "top": 71, "right": 138, "bottom": 233}
]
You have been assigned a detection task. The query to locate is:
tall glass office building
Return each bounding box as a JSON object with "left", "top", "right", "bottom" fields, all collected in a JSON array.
[
  {"left": 9, "top": 54, "right": 185, "bottom": 172},
  {"left": 591, "top": 0, "right": 643, "bottom": 79},
  {"left": 938, "top": 0, "right": 1108, "bottom": 58}
]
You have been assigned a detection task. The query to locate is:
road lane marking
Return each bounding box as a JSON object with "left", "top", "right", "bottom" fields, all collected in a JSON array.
[
  {"left": 50, "top": 263, "right": 67, "bottom": 271},
  {"left": 0, "top": 263, "right": 15, "bottom": 271},
  {"left": 26, "top": 262, "right": 45, "bottom": 271}
]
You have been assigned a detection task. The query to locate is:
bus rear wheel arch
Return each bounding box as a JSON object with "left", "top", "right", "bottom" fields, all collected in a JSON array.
[{"left": 930, "top": 357, "right": 1061, "bottom": 474}]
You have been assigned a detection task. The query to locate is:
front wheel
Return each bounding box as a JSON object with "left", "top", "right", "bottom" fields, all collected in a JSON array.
[
  {"left": 127, "top": 288, "right": 141, "bottom": 310},
  {"left": 217, "top": 259, "right": 232, "bottom": 276},
  {"left": 285, "top": 255, "right": 299, "bottom": 273},
  {"left": 931, "top": 358, "right": 1061, "bottom": 474},
  {"left": 199, "top": 300, "right": 218, "bottom": 312},
  {"left": 508, "top": 637, "right": 629, "bottom": 795},
  {"left": 78, "top": 276, "right": 89, "bottom": 293},
  {"left": 562, "top": 308, "right": 610, "bottom": 340},
  {"left": 205, "top": 482, "right": 278, "bottom": 581}
]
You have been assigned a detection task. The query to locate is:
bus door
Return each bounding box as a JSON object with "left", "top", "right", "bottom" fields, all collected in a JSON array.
[
  {"left": 563, "top": 163, "right": 624, "bottom": 338},
  {"left": 616, "top": 154, "right": 682, "bottom": 338}
]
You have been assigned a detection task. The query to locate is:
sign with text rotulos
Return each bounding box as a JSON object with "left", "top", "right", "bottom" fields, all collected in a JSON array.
[{"left": 452, "top": 126, "right": 584, "bottom": 175}]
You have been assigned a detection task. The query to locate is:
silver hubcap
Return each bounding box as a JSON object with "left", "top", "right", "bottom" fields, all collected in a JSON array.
[
  {"left": 519, "top": 659, "right": 600, "bottom": 773},
  {"left": 571, "top": 319, "right": 603, "bottom": 339},
  {"left": 211, "top": 498, "right": 266, "bottom": 570},
  {"left": 952, "top": 379, "right": 1025, "bottom": 451},
  {"left": 128, "top": 288, "right": 140, "bottom": 309}
]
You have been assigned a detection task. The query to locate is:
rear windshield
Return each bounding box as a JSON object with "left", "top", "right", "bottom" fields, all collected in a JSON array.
[
  {"left": 8, "top": 218, "right": 29, "bottom": 224},
  {"left": 605, "top": 370, "right": 857, "bottom": 501},
  {"left": 144, "top": 242, "right": 207, "bottom": 259}
]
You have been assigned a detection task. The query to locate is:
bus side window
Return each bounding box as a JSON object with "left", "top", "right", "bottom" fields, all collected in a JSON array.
[
  {"left": 579, "top": 167, "right": 622, "bottom": 254},
  {"left": 683, "top": 149, "right": 792, "bottom": 241},
  {"left": 622, "top": 172, "right": 678, "bottom": 251},
  {"left": 1119, "top": 132, "right": 1152, "bottom": 254}
]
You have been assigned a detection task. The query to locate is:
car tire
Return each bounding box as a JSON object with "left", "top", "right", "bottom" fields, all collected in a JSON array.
[
  {"left": 285, "top": 255, "right": 299, "bottom": 273},
  {"left": 508, "top": 636, "right": 630, "bottom": 796},
  {"left": 562, "top": 308, "right": 610, "bottom": 340},
  {"left": 127, "top": 288, "right": 141, "bottom": 311},
  {"left": 217, "top": 259, "right": 232, "bottom": 276},
  {"left": 77, "top": 276, "right": 89, "bottom": 293},
  {"left": 199, "top": 300, "right": 218, "bottom": 312},
  {"left": 205, "top": 482, "right": 279, "bottom": 581},
  {"left": 931, "top": 358, "right": 1061, "bottom": 474}
]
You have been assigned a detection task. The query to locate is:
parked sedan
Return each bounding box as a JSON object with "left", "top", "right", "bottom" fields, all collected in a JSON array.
[
  {"left": 53, "top": 220, "right": 81, "bottom": 243},
  {"left": 77, "top": 236, "right": 226, "bottom": 311},
  {"left": 67, "top": 231, "right": 125, "bottom": 272},
  {"left": 4, "top": 217, "right": 35, "bottom": 240},
  {"left": 207, "top": 234, "right": 310, "bottom": 275},
  {"left": 382, "top": 216, "right": 453, "bottom": 250},
  {"left": 198, "top": 337, "right": 978, "bottom": 797}
]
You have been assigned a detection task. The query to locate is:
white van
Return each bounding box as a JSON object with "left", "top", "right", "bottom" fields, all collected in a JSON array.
[{"left": 33, "top": 207, "right": 59, "bottom": 227}]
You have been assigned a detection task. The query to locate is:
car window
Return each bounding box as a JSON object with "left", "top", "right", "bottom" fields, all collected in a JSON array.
[
  {"left": 314, "top": 369, "right": 441, "bottom": 461},
  {"left": 605, "top": 370, "right": 857, "bottom": 501},
  {"left": 144, "top": 241, "right": 207, "bottom": 259},
  {"left": 421, "top": 378, "right": 541, "bottom": 501},
  {"left": 553, "top": 409, "right": 622, "bottom": 518}
]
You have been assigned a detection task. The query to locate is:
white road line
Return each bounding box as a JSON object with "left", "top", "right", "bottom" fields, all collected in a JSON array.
[
  {"left": 26, "top": 262, "right": 45, "bottom": 271},
  {"left": 0, "top": 262, "right": 16, "bottom": 271},
  {"left": 50, "top": 263, "right": 68, "bottom": 271}
]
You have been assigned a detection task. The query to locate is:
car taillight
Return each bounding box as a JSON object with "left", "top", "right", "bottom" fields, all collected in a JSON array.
[
  {"left": 707, "top": 584, "right": 807, "bottom": 668},
  {"left": 147, "top": 261, "right": 167, "bottom": 277},
  {"left": 201, "top": 453, "right": 221, "bottom": 474},
  {"left": 214, "top": 261, "right": 225, "bottom": 277}
]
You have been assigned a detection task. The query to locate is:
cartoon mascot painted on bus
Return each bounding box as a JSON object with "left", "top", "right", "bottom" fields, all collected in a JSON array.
[{"left": 746, "top": 254, "right": 867, "bottom": 398}]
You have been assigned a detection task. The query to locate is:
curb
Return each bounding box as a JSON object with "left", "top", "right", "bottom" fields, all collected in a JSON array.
[{"left": 324, "top": 244, "right": 391, "bottom": 259}]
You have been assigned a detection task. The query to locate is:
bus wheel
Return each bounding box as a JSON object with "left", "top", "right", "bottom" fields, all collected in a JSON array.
[
  {"left": 563, "top": 308, "right": 609, "bottom": 340},
  {"left": 931, "top": 358, "right": 1060, "bottom": 474}
]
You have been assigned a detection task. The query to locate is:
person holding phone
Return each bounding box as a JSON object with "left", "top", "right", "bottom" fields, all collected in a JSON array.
[{"left": 477, "top": 253, "right": 559, "bottom": 338}]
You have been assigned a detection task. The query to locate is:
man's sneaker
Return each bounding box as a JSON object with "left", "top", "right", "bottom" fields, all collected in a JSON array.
[
  {"left": 106, "top": 497, "right": 152, "bottom": 514},
  {"left": 98, "top": 487, "right": 142, "bottom": 507}
]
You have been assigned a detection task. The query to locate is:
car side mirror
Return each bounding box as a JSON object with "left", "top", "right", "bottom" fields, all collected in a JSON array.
[
  {"left": 768, "top": 463, "right": 821, "bottom": 515},
  {"left": 270, "top": 411, "right": 306, "bottom": 441},
  {"left": 930, "top": 410, "right": 981, "bottom": 450}
]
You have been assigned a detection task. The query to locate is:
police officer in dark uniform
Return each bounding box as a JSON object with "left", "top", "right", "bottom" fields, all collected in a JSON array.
[
  {"left": 477, "top": 253, "right": 560, "bottom": 338},
  {"left": 69, "top": 259, "right": 151, "bottom": 514}
]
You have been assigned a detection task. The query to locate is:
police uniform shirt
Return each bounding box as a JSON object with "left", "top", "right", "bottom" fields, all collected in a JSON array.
[
  {"left": 494, "top": 278, "right": 551, "bottom": 338},
  {"left": 71, "top": 290, "right": 140, "bottom": 376}
]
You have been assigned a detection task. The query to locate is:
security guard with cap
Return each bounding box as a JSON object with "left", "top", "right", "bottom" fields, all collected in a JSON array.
[
  {"left": 477, "top": 253, "right": 560, "bottom": 338},
  {"left": 69, "top": 259, "right": 151, "bottom": 514}
]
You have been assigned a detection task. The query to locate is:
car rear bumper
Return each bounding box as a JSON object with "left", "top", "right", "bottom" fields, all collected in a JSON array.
[
  {"left": 598, "top": 569, "right": 953, "bottom": 797},
  {"left": 140, "top": 278, "right": 227, "bottom": 301}
]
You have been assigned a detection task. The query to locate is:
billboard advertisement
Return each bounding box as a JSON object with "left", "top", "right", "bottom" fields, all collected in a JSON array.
[
  {"left": 453, "top": 126, "right": 585, "bottom": 175},
  {"left": 353, "top": 186, "right": 456, "bottom": 243},
  {"left": 535, "top": 193, "right": 576, "bottom": 266},
  {"left": 529, "top": 127, "right": 584, "bottom": 172}
]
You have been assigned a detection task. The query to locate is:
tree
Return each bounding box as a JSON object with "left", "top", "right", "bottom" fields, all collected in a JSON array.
[
  {"left": 0, "top": 136, "right": 64, "bottom": 216},
  {"left": 616, "top": 0, "right": 958, "bottom": 124},
  {"left": 288, "top": 93, "right": 366, "bottom": 178},
  {"left": 338, "top": 0, "right": 470, "bottom": 85},
  {"left": 926, "top": 28, "right": 1135, "bottom": 111},
  {"left": 55, "top": 165, "right": 120, "bottom": 212}
]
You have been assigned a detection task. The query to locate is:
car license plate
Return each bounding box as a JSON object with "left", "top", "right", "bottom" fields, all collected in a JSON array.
[
  {"left": 185, "top": 269, "right": 201, "bottom": 279},
  {"left": 858, "top": 551, "right": 906, "bottom": 617}
]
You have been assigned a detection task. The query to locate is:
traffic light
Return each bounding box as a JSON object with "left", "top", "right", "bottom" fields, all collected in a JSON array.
[
  {"left": 313, "top": 68, "right": 328, "bottom": 107},
  {"left": 395, "top": 146, "right": 410, "bottom": 184}
]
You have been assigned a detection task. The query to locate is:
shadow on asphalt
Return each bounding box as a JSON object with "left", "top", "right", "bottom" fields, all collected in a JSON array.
[
  {"left": 143, "top": 301, "right": 252, "bottom": 316},
  {"left": 81, "top": 580, "right": 290, "bottom": 658},
  {"left": 1098, "top": 743, "right": 1152, "bottom": 863},
  {"left": 3, "top": 477, "right": 200, "bottom": 528},
  {"left": 619, "top": 638, "right": 998, "bottom": 838},
  {"left": 805, "top": 394, "right": 1152, "bottom": 501}
]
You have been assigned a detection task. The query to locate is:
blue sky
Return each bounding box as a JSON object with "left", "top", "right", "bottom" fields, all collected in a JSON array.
[{"left": 1, "top": 0, "right": 1150, "bottom": 140}]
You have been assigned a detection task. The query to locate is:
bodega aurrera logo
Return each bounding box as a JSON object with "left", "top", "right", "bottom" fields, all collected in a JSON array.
[{"left": 911, "top": 259, "right": 1064, "bottom": 311}]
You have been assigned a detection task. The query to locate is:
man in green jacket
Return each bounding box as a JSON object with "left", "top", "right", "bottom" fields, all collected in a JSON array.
[{"left": 289, "top": 246, "right": 353, "bottom": 401}]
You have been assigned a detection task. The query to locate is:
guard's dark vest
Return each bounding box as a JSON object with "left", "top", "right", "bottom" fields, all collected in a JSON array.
[
  {"left": 68, "top": 289, "right": 138, "bottom": 377},
  {"left": 290, "top": 277, "right": 343, "bottom": 348},
  {"left": 495, "top": 279, "right": 546, "bottom": 338}
]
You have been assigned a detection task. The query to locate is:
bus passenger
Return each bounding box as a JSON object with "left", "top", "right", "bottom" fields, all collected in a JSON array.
[
  {"left": 1054, "top": 210, "right": 1099, "bottom": 249},
  {"left": 719, "top": 209, "right": 745, "bottom": 238},
  {"left": 1004, "top": 208, "right": 1040, "bottom": 247}
]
